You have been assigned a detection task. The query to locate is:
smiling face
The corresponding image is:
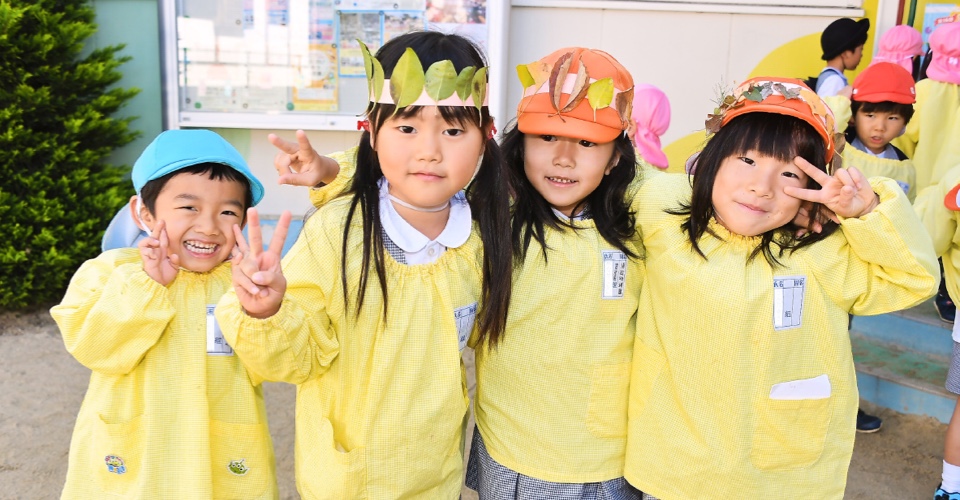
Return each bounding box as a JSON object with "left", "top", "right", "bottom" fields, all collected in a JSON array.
[
  {"left": 853, "top": 108, "right": 905, "bottom": 154},
  {"left": 711, "top": 151, "right": 809, "bottom": 237},
  {"left": 133, "top": 172, "right": 247, "bottom": 273},
  {"left": 522, "top": 134, "right": 618, "bottom": 216},
  {"left": 373, "top": 107, "right": 486, "bottom": 209}
]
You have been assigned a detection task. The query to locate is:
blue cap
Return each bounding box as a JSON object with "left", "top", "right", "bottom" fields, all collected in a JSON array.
[{"left": 132, "top": 129, "right": 265, "bottom": 205}]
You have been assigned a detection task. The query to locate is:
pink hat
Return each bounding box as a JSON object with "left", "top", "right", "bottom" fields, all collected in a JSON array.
[
  {"left": 928, "top": 21, "right": 960, "bottom": 85},
  {"left": 630, "top": 84, "right": 671, "bottom": 169},
  {"left": 871, "top": 25, "right": 924, "bottom": 74}
]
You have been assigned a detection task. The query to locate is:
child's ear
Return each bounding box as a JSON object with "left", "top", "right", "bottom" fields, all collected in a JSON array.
[
  {"left": 605, "top": 152, "right": 621, "bottom": 175},
  {"left": 128, "top": 195, "right": 153, "bottom": 232}
]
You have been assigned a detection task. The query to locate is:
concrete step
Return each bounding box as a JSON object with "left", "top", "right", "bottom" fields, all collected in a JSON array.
[{"left": 851, "top": 297, "right": 956, "bottom": 424}]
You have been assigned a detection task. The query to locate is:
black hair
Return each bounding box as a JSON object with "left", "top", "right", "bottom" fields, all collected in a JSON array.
[
  {"left": 342, "top": 31, "right": 513, "bottom": 347},
  {"left": 669, "top": 112, "right": 839, "bottom": 265},
  {"left": 501, "top": 121, "right": 639, "bottom": 263},
  {"left": 139, "top": 162, "right": 253, "bottom": 220},
  {"left": 850, "top": 100, "right": 915, "bottom": 124}
]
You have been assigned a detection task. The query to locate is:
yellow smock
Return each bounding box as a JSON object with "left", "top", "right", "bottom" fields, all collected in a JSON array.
[
  {"left": 624, "top": 174, "right": 938, "bottom": 499},
  {"left": 824, "top": 95, "right": 917, "bottom": 201},
  {"left": 216, "top": 193, "right": 480, "bottom": 499},
  {"left": 473, "top": 190, "right": 644, "bottom": 483},
  {"left": 50, "top": 249, "right": 277, "bottom": 500},
  {"left": 916, "top": 165, "right": 960, "bottom": 303},
  {"left": 892, "top": 79, "right": 960, "bottom": 191}
]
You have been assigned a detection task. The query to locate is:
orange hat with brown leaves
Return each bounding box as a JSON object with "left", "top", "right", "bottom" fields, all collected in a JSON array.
[{"left": 516, "top": 47, "right": 634, "bottom": 144}]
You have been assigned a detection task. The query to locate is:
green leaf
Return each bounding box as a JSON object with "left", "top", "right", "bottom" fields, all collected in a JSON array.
[
  {"left": 516, "top": 64, "right": 535, "bottom": 88},
  {"left": 389, "top": 47, "right": 425, "bottom": 109},
  {"left": 359, "top": 40, "right": 375, "bottom": 81},
  {"left": 586, "top": 77, "right": 614, "bottom": 111},
  {"left": 424, "top": 60, "right": 457, "bottom": 102},
  {"left": 456, "top": 66, "right": 476, "bottom": 102},
  {"left": 472, "top": 67, "right": 488, "bottom": 112},
  {"left": 359, "top": 40, "right": 384, "bottom": 104},
  {"left": 372, "top": 57, "right": 384, "bottom": 104}
]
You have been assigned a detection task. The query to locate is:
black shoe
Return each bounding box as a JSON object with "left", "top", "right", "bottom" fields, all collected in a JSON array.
[
  {"left": 936, "top": 293, "right": 956, "bottom": 324},
  {"left": 856, "top": 409, "right": 882, "bottom": 433}
]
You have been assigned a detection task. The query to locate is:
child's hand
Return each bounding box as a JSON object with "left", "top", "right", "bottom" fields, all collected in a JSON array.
[
  {"left": 783, "top": 156, "right": 880, "bottom": 219},
  {"left": 138, "top": 220, "right": 180, "bottom": 286},
  {"left": 268, "top": 130, "right": 338, "bottom": 188},
  {"left": 230, "top": 208, "right": 292, "bottom": 319}
]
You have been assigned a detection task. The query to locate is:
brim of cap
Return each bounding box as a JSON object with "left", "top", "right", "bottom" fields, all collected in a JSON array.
[
  {"left": 946, "top": 184, "right": 960, "bottom": 211},
  {"left": 516, "top": 96, "right": 624, "bottom": 143},
  {"left": 853, "top": 90, "right": 915, "bottom": 104},
  {"left": 146, "top": 156, "right": 265, "bottom": 206},
  {"left": 822, "top": 19, "right": 870, "bottom": 60}
]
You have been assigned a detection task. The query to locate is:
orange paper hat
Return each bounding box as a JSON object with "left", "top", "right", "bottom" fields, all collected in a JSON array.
[
  {"left": 708, "top": 77, "right": 837, "bottom": 164},
  {"left": 516, "top": 47, "right": 634, "bottom": 144}
]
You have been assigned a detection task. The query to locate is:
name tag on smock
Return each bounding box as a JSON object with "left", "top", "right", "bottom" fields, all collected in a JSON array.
[
  {"left": 773, "top": 276, "right": 805, "bottom": 330},
  {"left": 206, "top": 305, "right": 234, "bottom": 356},
  {"left": 454, "top": 303, "right": 477, "bottom": 351},
  {"left": 602, "top": 251, "right": 627, "bottom": 299}
]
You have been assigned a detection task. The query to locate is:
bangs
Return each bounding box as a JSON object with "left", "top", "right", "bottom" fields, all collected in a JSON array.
[
  {"left": 722, "top": 113, "right": 826, "bottom": 169},
  {"left": 369, "top": 103, "right": 487, "bottom": 131}
]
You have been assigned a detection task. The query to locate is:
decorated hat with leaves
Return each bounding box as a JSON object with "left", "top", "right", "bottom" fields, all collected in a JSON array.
[
  {"left": 516, "top": 47, "right": 634, "bottom": 144},
  {"left": 706, "top": 77, "right": 838, "bottom": 164},
  {"left": 359, "top": 40, "right": 488, "bottom": 115}
]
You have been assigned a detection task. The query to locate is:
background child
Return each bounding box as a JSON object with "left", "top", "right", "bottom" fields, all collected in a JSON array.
[
  {"left": 467, "top": 47, "right": 644, "bottom": 498},
  {"left": 629, "top": 83, "right": 671, "bottom": 170},
  {"left": 892, "top": 20, "right": 960, "bottom": 193},
  {"left": 915, "top": 164, "right": 960, "bottom": 500},
  {"left": 871, "top": 24, "right": 925, "bottom": 80},
  {"left": 215, "top": 31, "right": 513, "bottom": 498},
  {"left": 622, "top": 77, "right": 938, "bottom": 499},
  {"left": 815, "top": 17, "right": 870, "bottom": 97},
  {"left": 50, "top": 129, "right": 278, "bottom": 499}
]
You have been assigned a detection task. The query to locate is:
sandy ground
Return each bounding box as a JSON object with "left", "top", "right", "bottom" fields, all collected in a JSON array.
[{"left": 0, "top": 308, "right": 948, "bottom": 499}]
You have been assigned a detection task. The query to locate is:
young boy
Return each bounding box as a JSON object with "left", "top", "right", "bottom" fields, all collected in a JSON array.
[
  {"left": 915, "top": 163, "right": 960, "bottom": 499},
  {"left": 50, "top": 129, "right": 279, "bottom": 499},
  {"left": 816, "top": 17, "right": 870, "bottom": 98}
]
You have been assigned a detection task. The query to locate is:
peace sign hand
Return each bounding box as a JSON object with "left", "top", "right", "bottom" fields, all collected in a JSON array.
[
  {"left": 268, "top": 130, "right": 340, "bottom": 188},
  {"left": 783, "top": 156, "right": 880, "bottom": 219},
  {"left": 138, "top": 219, "right": 180, "bottom": 286},
  {"left": 231, "top": 208, "right": 293, "bottom": 319}
]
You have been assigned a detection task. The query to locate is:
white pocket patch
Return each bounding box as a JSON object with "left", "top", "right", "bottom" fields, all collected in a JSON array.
[
  {"left": 454, "top": 303, "right": 478, "bottom": 351},
  {"left": 773, "top": 275, "right": 805, "bottom": 331},
  {"left": 602, "top": 250, "right": 627, "bottom": 299},
  {"left": 206, "top": 305, "right": 234, "bottom": 356},
  {"left": 769, "top": 374, "right": 831, "bottom": 400}
]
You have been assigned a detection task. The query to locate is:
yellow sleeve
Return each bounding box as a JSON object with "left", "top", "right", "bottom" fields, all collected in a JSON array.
[
  {"left": 915, "top": 166, "right": 960, "bottom": 257},
  {"left": 819, "top": 177, "right": 939, "bottom": 315},
  {"left": 823, "top": 95, "right": 852, "bottom": 133},
  {"left": 308, "top": 146, "right": 359, "bottom": 208},
  {"left": 216, "top": 208, "right": 341, "bottom": 385},
  {"left": 50, "top": 252, "right": 175, "bottom": 375}
]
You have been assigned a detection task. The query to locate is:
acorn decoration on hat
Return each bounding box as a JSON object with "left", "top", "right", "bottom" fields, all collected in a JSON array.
[{"left": 516, "top": 47, "right": 635, "bottom": 144}]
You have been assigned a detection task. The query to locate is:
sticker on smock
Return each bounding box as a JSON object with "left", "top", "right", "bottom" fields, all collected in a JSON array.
[
  {"left": 773, "top": 276, "right": 805, "bottom": 330},
  {"left": 602, "top": 251, "right": 627, "bottom": 299},
  {"left": 206, "top": 305, "right": 234, "bottom": 356},
  {"left": 454, "top": 303, "right": 477, "bottom": 351}
]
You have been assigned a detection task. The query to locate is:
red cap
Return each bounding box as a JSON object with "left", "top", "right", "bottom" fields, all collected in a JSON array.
[{"left": 851, "top": 62, "right": 916, "bottom": 104}]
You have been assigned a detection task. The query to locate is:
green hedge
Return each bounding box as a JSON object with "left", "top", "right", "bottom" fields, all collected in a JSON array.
[{"left": 0, "top": 0, "right": 139, "bottom": 309}]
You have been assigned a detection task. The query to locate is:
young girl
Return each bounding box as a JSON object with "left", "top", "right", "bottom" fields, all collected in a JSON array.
[
  {"left": 214, "top": 31, "right": 513, "bottom": 498},
  {"left": 622, "top": 77, "right": 939, "bottom": 499},
  {"left": 466, "top": 47, "right": 644, "bottom": 498}
]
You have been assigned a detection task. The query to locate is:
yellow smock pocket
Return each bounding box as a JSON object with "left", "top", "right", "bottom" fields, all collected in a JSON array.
[
  {"left": 627, "top": 342, "right": 665, "bottom": 420},
  {"left": 297, "top": 417, "right": 367, "bottom": 500},
  {"left": 587, "top": 362, "right": 631, "bottom": 438},
  {"left": 94, "top": 414, "right": 143, "bottom": 495},
  {"left": 751, "top": 397, "right": 831, "bottom": 470},
  {"left": 210, "top": 420, "right": 275, "bottom": 499}
]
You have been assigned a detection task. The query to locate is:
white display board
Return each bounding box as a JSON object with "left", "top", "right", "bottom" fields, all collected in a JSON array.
[{"left": 160, "top": 0, "right": 509, "bottom": 130}]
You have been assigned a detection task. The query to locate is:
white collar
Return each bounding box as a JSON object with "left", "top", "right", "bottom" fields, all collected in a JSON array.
[
  {"left": 551, "top": 206, "right": 591, "bottom": 222},
  {"left": 378, "top": 178, "right": 472, "bottom": 253}
]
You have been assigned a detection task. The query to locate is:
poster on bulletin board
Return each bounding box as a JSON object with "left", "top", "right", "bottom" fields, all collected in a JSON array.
[
  {"left": 161, "top": 0, "right": 503, "bottom": 131},
  {"left": 921, "top": 4, "right": 960, "bottom": 50}
]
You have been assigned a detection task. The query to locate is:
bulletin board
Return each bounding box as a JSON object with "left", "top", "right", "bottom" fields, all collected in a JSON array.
[{"left": 159, "top": 0, "right": 508, "bottom": 131}]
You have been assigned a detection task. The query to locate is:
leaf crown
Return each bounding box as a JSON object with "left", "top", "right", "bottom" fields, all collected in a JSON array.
[{"left": 359, "top": 40, "right": 489, "bottom": 114}]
